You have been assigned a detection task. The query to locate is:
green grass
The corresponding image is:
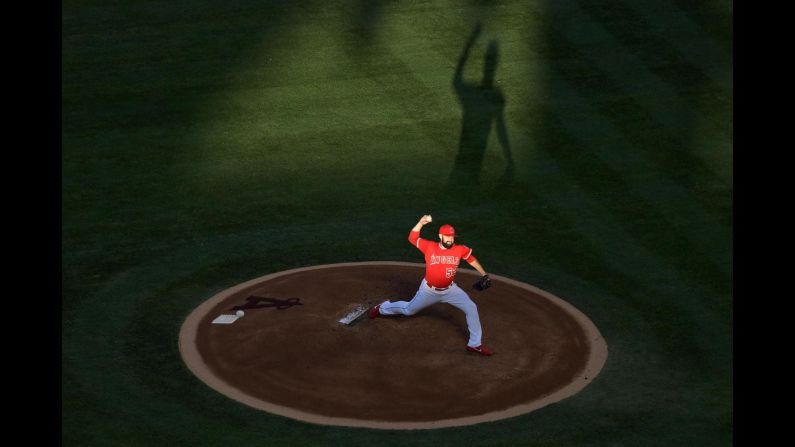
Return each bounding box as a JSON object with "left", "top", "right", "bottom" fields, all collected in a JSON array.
[{"left": 63, "top": 0, "right": 732, "bottom": 445}]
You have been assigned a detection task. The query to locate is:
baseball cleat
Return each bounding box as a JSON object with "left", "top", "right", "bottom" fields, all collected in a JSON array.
[
  {"left": 466, "top": 345, "right": 493, "bottom": 356},
  {"left": 368, "top": 304, "right": 382, "bottom": 319}
]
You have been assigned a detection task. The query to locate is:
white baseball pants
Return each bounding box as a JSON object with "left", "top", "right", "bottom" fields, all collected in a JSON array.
[{"left": 378, "top": 281, "right": 483, "bottom": 347}]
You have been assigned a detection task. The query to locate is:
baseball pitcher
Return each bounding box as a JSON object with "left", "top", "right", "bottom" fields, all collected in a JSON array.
[{"left": 369, "top": 214, "right": 494, "bottom": 356}]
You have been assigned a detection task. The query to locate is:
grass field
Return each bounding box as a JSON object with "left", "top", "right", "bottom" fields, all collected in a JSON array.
[{"left": 62, "top": 1, "right": 732, "bottom": 445}]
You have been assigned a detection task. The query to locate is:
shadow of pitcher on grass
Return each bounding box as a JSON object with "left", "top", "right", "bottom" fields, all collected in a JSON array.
[{"left": 449, "top": 23, "right": 515, "bottom": 188}]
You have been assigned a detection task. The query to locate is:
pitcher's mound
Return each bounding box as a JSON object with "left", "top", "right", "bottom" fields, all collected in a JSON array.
[{"left": 179, "top": 262, "right": 607, "bottom": 429}]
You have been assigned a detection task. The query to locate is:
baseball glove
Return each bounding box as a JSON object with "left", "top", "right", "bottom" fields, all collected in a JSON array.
[{"left": 473, "top": 274, "right": 492, "bottom": 291}]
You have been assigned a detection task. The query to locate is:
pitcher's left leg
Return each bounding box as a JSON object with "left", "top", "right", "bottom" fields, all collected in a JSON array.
[{"left": 441, "top": 284, "right": 483, "bottom": 347}]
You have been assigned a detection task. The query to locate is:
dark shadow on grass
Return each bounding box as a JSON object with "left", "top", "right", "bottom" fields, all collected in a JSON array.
[
  {"left": 342, "top": 0, "right": 385, "bottom": 63},
  {"left": 350, "top": 0, "right": 384, "bottom": 42},
  {"left": 449, "top": 23, "right": 515, "bottom": 187},
  {"left": 517, "top": 0, "right": 732, "bottom": 402}
]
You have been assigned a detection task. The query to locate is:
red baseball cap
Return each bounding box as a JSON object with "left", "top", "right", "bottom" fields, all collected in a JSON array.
[{"left": 439, "top": 224, "right": 456, "bottom": 236}]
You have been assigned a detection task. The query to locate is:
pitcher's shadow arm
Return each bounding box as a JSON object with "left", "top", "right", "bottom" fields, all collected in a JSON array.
[{"left": 454, "top": 22, "right": 483, "bottom": 91}]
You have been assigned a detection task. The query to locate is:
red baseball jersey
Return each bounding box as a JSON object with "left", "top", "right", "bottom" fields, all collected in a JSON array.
[{"left": 408, "top": 230, "right": 478, "bottom": 288}]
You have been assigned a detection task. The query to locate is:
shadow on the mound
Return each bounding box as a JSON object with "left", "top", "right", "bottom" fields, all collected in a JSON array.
[
  {"left": 231, "top": 295, "right": 304, "bottom": 311},
  {"left": 409, "top": 303, "right": 469, "bottom": 340},
  {"left": 392, "top": 305, "right": 470, "bottom": 341}
]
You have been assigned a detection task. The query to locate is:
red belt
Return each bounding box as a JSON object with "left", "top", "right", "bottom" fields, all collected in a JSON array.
[{"left": 427, "top": 281, "right": 450, "bottom": 291}]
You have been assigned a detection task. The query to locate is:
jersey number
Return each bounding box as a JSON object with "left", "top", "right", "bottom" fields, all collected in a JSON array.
[{"left": 445, "top": 267, "right": 457, "bottom": 278}]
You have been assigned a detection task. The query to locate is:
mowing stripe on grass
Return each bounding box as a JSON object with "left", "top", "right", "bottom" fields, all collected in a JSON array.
[
  {"left": 579, "top": 0, "right": 731, "bottom": 89},
  {"left": 522, "top": 151, "right": 729, "bottom": 370},
  {"left": 544, "top": 0, "right": 731, "bottom": 182},
  {"left": 543, "top": 75, "right": 729, "bottom": 276},
  {"left": 617, "top": 0, "right": 732, "bottom": 85}
]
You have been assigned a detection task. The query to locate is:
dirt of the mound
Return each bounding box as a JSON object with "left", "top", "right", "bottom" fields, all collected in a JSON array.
[{"left": 180, "top": 262, "right": 604, "bottom": 428}]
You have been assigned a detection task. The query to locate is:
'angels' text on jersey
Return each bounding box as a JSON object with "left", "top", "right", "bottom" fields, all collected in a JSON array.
[{"left": 430, "top": 255, "right": 460, "bottom": 266}]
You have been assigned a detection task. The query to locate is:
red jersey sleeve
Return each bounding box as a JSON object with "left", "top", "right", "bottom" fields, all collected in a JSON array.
[
  {"left": 408, "top": 230, "right": 431, "bottom": 253},
  {"left": 460, "top": 245, "right": 477, "bottom": 264}
]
